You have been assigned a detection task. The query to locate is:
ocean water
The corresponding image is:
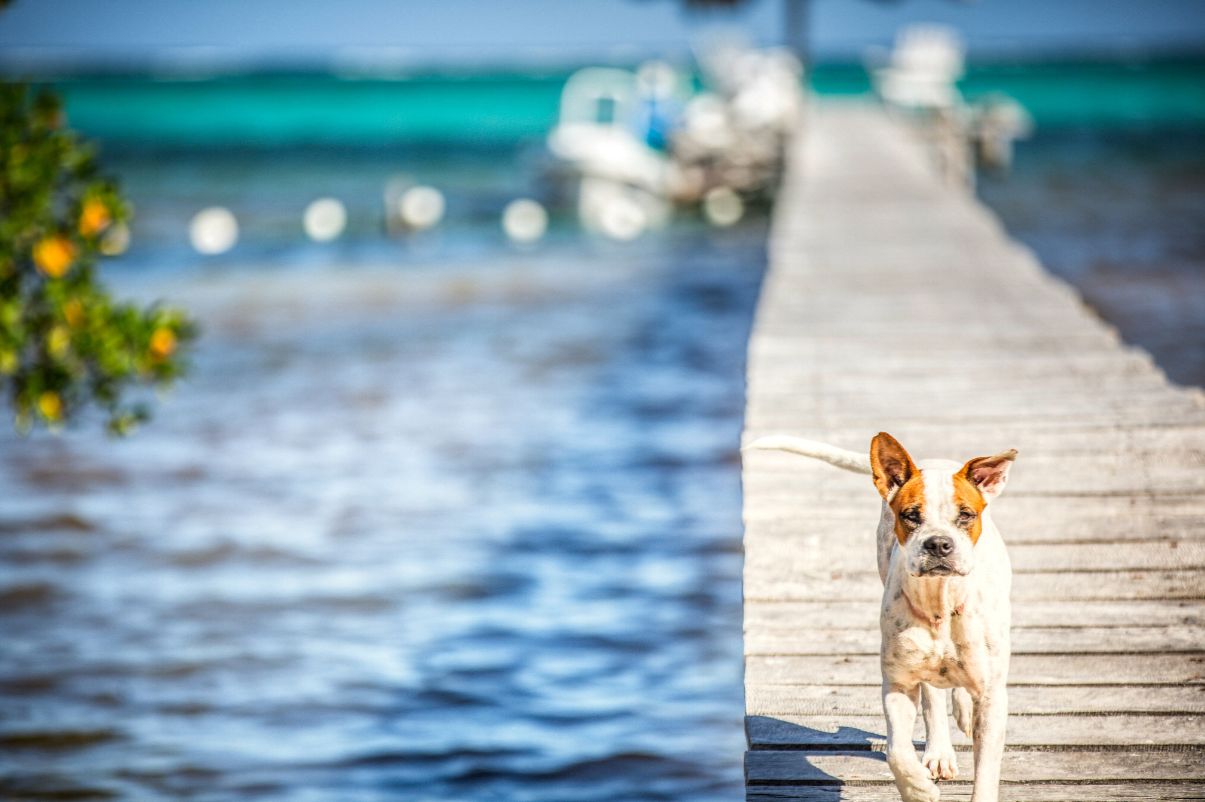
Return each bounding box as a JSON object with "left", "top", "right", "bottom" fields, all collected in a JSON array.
[
  {"left": 2, "top": 58, "right": 1203, "bottom": 800},
  {"left": 41, "top": 59, "right": 1205, "bottom": 148},
  {"left": 2, "top": 78, "right": 768, "bottom": 797},
  {"left": 46, "top": 73, "right": 568, "bottom": 147},
  {"left": 816, "top": 57, "right": 1205, "bottom": 126},
  {"left": 0, "top": 141, "right": 765, "bottom": 797},
  {"left": 978, "top": 126, "right": 1205, "bottom": 386},
  {"left": 44, "top": 63, "right": 1205, "bottom": 385}
]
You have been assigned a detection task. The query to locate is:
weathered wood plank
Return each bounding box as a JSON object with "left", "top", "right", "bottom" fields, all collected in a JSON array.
[
  {"left": 747, "top": 784, "right": 1205, "bottom": 801},
  {"left": 745, "top": 625, "right": 1205, "bottom": 656},
  {"left": 744, "top": 569, "right": 1205, "bottom": 603},
  {"left": 745, "top": 510, "right": 1205, "bottom": 544},
  {"left": 746, "top": 540, "right": 1205, "bottom": 574},
  {"left": 745, "top": 684, "right": 1205, "bottom": 717},
  {"left": 745, "top": 599, "right": 1205, "bottom": 630},
  {"left": 745, "top": 748, "right": 1205, "bottom": 784},
  {"left": 742, "top": 444, "right": 1205, "bottom": 472},
  {"left": 742, "top": 424, "right": 1205, "bottom": 461},
  {"left": 742, "top": 452, "right": 1205, "bottom": 494},
  {"left": 745, "top": 653, "right": 1205, "bottom": 686},
  {"left": 742, "top": 466, "right": 1205, "bottom": 497},
  {"left": 745, "top": 405, "right": 1205, "bottom": 430},
  {"left": 746, "top": 713, "right": 1205, "bottom": 749}
]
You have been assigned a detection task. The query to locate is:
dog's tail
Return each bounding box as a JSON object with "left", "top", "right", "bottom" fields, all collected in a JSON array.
[{"left": 742, "top": 435, "right": 872, "bottom": 475}]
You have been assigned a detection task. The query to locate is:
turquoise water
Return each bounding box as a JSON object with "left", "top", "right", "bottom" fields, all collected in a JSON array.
[
  {"left": 38, "top": 57, "right": 1205, "bottom": 148},
  {"left": 813, "top": 57, "right": 1205, "bottom": 127},
  {"left": 48, "top": 72, "right": 567, "bottom": 146},
  {"left": 959, "top": 59, "right": 1205, "bottom": 127}
]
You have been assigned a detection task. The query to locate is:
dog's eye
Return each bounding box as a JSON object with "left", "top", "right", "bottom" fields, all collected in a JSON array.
[
  {"left": 958, "top": 508, "right": 977, "bottom": 525},
  {"left": 900, "top": 509, "right": 922, "bottom": 526}
]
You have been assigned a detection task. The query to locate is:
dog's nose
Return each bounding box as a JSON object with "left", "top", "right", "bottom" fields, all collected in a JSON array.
[{"left": 923, "top": 536, "right": 955, "bottom": 558}]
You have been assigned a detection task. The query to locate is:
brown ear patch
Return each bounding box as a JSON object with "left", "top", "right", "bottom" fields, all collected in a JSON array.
[
  {"left": 870, "top": 432, "right": 917, "bottom": 501},
  {"left": 950, "top": 472, "right": 987, "bottom": 543},
  {"left": 890, "top": 474, "right": 927, "bottom": 545}
]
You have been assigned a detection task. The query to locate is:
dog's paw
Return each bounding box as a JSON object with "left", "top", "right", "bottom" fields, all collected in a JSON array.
[
  {"left": 899, "top": 777, "right": 942, "bottom": 802},
  {"left": 922, "top": 745, "right": 959, "bottom": 781}
]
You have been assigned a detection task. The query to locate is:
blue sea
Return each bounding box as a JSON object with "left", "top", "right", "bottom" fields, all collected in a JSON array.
[{"left": 1, "top": 58, "right": 1203, "bottom": 801}]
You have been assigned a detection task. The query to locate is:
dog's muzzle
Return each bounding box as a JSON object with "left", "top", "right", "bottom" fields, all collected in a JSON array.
[{"left": 917, "top": 537, "right": 968, "bottom": 576}]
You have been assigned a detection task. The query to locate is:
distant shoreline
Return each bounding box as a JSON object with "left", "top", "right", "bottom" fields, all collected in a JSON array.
[
  {"left": 3, "top": 42, "right": 1205, "bottom": 79},
  {"left": 7, "top": 56, "right": 1201, "bottom": 151}
]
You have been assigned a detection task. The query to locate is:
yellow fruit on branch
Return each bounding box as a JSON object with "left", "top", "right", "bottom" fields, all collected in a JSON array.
[
  {"left": 79, "top": 199, "right": 112, "bottom": 237},
  {"left": 3, "top": 85, "right": 195, "bottom": 433},
  {"left": 149, "top": 327, "right": 177, "bottom": 360},
  {"left": 33, "top": 235, "right": 76, "bottom": 278},
  {"left": 37, "top": 391, "right": 63, "bottom": 422},
  {"left": 47, "top": 325, "right": 71, "bottom": 358}
]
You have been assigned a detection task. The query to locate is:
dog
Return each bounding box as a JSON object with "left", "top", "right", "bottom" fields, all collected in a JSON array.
[{"left": 746, "top": 432, "right": 1016, "bottom": 802}]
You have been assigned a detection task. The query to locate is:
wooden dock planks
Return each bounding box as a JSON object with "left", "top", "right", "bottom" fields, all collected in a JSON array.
[{"left": 741, "top": 101, "right": 1205, "bottom": 800}]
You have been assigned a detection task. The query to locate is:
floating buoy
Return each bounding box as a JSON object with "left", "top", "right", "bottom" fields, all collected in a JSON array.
[
  {"left": 598, "top": 195, "right": 647, "bottom": 241},
  {"left": 501, "top": 199, "right": 548, "bottom": 244},
  {"left": 303, "top": 197, "right": 347, "bottom": 242},
  {"left": 399, "top": 186, "right": 445, "bottom": 231},
  {"left": 99, "top": 221, "right": 130, "bottom": 256},
  {"left": 189, "top": 207, "right": 238, "bottom": 255},
  {"left": 703, "top": 186, "right": 744, "bottom": 227}
]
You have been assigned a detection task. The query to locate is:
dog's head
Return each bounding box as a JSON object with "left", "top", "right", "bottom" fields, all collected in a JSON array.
[{"left": 870, "top": 432, "right": 1016, "bottom": 578}]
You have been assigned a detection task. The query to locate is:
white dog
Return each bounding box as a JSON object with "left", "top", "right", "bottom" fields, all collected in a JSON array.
[{"left": 747, "top": 432, "right": 1016, "bottom": 802}]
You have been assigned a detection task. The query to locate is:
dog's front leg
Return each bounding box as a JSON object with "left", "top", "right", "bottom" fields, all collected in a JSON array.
[
  {"left": 883, "top": 682, "right": 941, "bottom": 802},
  {"left": 970, "top": 683, "right": 1008, "bottom": 802},
  {"left": 920, "top": 683, "right": 958, "bottom": 780}
]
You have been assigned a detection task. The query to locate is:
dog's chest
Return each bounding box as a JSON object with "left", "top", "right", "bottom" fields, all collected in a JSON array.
[{"left": 886, "top": 624, "right": 980, "bottom": 690}]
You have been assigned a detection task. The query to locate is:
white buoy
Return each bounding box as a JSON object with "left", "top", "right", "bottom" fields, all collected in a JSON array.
[
  {"left": 99, "top": 221, "right": 130, "bottom": 256},
  {"left": 598, "top": 195, "right": 647, "bottom": 242},
  {"left": 303, "top": 197, "right": 347, "bottom": 242},
  {"left": 501, "top": 199, "right": 548, "bottom": 244},
  {"left": 399, "top": 186, "right": 445, "bottom": 231},
  {"left": 189, "top": 207, "right": 238, "bottom": 255},
  {"left": 702, "top": 186, "right": 744, "bottom": 227}
]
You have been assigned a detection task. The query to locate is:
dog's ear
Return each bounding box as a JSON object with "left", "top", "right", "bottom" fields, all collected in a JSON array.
[
  {"left": 961, "top": 449, "right": 1018, "bottom": 500},
  {"left": 870, "top": 432, "right": 916, "bottom": 500}
]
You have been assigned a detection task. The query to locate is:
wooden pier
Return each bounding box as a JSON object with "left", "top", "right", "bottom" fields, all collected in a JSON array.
[{"left": 741, "top": 101, "right": 1205, "bottom": 800}]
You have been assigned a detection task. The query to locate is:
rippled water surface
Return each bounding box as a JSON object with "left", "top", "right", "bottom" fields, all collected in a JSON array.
[
  {"left": 0, "top": 146, "right": 764, "bottom": 799},
  {"left": 978, "top": 126, "right": 1205, "bottom": 386}
]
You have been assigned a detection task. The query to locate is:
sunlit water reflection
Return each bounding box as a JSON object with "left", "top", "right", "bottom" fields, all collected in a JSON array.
[{"left": 0, "top": 208, "right": 764, "bottom": 799}]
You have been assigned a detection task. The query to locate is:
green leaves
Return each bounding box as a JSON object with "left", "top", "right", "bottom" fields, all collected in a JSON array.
[{"left": 0, "top": 84, "right": 195, "bottom": 434}]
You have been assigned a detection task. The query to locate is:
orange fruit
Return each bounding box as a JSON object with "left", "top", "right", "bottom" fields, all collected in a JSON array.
[
  {"left": 149, "top": 327, "right": 177, "bottom": 360},
  {"left": 33, "top": 236, "right": 76, "bottom": 278},
  {"left": 79, "top": 199, "right": 112, "bottom": 237}
]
